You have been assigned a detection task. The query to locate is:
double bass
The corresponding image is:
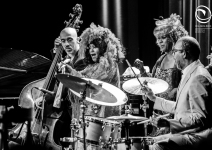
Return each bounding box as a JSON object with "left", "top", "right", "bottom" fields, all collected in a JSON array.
[{"left": 9, "top": 4, "right": 83, "bottom": 150}]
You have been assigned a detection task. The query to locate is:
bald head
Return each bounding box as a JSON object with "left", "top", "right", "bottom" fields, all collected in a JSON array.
[
  {"left": 60, "top": 27, "right": 78, "bottom": 39},
  {"left": 177, "top": 36, "right": 200, "bottom": 61},
  {"left": 60, "top": 27, "right": 79, "bottom": 57}
]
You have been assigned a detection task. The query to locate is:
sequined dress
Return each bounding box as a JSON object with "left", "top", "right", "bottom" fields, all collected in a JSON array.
[{"left": 143, "top": 54, "right": 181, "bottom": 136}]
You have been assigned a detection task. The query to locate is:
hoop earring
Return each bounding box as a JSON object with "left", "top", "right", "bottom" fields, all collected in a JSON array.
[{"left": 77, "top": 37, "right": 82, "bottom": 44}]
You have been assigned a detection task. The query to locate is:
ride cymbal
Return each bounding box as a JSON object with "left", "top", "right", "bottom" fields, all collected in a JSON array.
[
  {"left": 122, "top": 77, "right": 169, "bottom": 95},
  {"left": 56, "top": 74, "right": 128, "bottom": 106}
]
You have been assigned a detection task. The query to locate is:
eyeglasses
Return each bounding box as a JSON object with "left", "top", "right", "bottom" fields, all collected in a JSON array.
[{"left": 171, "top": 48, "right": 184, "bottom": 55}]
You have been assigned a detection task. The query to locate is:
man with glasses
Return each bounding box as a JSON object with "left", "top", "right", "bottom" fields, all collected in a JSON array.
[{"left": 142, "top": 36, "right": 212, "bottom": 150}]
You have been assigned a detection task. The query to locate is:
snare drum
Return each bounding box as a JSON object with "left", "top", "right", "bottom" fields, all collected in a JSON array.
[{"left": 76, "top": 116, "right": 121, "bottom": 145}]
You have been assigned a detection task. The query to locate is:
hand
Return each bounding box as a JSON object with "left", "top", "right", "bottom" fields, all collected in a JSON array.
[
  {"left": 149, "top": 111, "right": 160, "bottom": 127},
  {"left": 133, "top": 59, "right": 146, "bottom": 74},
  {"left": 53, "top": 37, "right": 62, "bottom": 53},
  {"left": 206, "top": 53, "right": 212, "bottom": 65},
  {"left": 35, "top": 96, "right": 44, "bottom": 109},
  {"left": 57, "top": 59, "right": 71, "bottom": 72},
  {"left": 141, "top": 85, "right": 156, "bottom": 102},
  {"left": 168, "top": 88, "right": 177, "bottom": 99}
]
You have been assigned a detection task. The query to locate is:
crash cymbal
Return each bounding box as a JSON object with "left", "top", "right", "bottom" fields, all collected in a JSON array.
[
  {"left": 56, "top": 74, "right": 128, "bottom": 106},
  {"left": 122, "top": 77, "right": 169, "bottom": 95},
  {"left": 106, "top": 114, "right": 148, "bottom": 121}
]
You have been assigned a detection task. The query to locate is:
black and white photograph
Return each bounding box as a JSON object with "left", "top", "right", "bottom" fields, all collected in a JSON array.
[{"left": 0, "top": 0, "right": 211, "bottom": 150}]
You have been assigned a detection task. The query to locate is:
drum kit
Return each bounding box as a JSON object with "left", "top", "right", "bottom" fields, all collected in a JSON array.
[{"left": 56, "top": 63, "right": 169, "bottom": 150}]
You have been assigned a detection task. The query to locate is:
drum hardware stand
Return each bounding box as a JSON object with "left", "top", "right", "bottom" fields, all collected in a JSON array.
[
  {"left": 122, "top": 104, "right": 133, "bottom": 150},
  {"left": 78, "top": 81, "right": 91, "bottom": 150},
  {"left": 141, "top": 137, "right": 148, "bottom": 150},
  {"left": 140, "top": 99, "right": 149, "bottom": 136},
  {"left": 125, "top": 59, "right": 150, "bottom": 137},
  {"left": 60, "top": 137, "right": 78, "bottom": 150}
]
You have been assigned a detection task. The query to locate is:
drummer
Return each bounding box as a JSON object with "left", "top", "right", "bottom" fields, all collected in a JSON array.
[
  {"left": 124, "top": 14, "right": 188, "bottom": 136},
  {"left": 60, "top": 23, "right": 125, "bottom": 150}
]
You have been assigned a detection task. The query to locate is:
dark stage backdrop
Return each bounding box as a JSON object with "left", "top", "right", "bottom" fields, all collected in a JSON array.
[{"left": 0, "top": 0, "right": 211, "bottom": 74}]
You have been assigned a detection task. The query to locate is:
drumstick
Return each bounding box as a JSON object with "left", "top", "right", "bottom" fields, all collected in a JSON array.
[
  {"left": 125, "top": 59, "right": 145, "bottom": 88},
  {"left": 137, "top": 113, "right": 170, "bottom": 125}
]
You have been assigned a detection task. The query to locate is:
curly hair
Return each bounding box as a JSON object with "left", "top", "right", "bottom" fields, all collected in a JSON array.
[
  {"left": 153, "top": 14, "right": 188, "bottom": 44},
  {"left": 85, "top": 37, "right": 108, "bottom": 64},
  {"left": 78, "top": 23, "right": 125, "bottom": 64}
]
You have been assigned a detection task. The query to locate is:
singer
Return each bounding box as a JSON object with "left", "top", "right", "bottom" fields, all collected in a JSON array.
[{"left": 61, "top": 23, "right": 125, "bottom": 150}]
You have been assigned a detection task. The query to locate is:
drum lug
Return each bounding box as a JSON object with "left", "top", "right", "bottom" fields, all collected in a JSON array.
[
  {"left": 118, "top": 127, "right": 121, "bottom": 133},
  {"left": 86, "top": 122, "right": 89, "bottom": 127},
  {"left": 102, "top": 125, "right": 105, "bottom": 131},
  {"left": 111, "top": 124, "right": 115, "bottom": 133},
  {"left": 108, "top": 137, "right": 112, "bottom": 143}
]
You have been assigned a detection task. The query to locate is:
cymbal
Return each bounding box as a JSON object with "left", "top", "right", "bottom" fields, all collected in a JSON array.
[
  {"left": 106, "top": 114, "right": 148, "bottom": 121},
  {"left": 122, "top": 77, "right": 169, "bottom": 95},
  {"left": 56, "top": 74, "right": 128, "bottom": 106},
  {"left": 84, "top": 116, "right": 120, "bottom": 124}
]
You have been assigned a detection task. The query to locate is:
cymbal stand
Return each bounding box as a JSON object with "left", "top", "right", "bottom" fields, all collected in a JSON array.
[
  {"left": 125, "top": 59, "right": 149, "bottom": 136},
  {"left": 79, "top": 82, "right": 90, "bottom": 150},
  {"left": 122, "top": 105, "right": 132, "bottom": 150},
  {"left": 122, "top": 119, "right": 131, "bottom": 150},
  {"left": 140, "top": 98, "right": 149, "bottom": 136}
]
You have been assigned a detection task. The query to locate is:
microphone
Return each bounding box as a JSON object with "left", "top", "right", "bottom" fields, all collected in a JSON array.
[{"left": 35, "top": 87, "right": 55, "bottom": 95}]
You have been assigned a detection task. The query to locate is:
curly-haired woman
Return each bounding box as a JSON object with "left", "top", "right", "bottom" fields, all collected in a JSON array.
[{"left": 61, "top": 23, "right": 125, "bottom": 150}]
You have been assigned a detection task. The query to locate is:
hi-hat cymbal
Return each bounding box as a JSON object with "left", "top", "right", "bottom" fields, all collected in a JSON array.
[
  {"left": 106, "top": 114, "right": 148, "bottom": 121},
  {"left": 84, "top": 116, "right": 120, "bottom": 124},
  {"left": 56, "top": 74, "right": 128, "bottom": 106},
  {"left": 122, "top": 77, "right": 169, "bottom": 95}
]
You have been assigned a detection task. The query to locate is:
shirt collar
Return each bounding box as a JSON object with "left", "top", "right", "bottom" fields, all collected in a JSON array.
[{"left": 182, "top": 60, "right": 197, "bottom": 77}]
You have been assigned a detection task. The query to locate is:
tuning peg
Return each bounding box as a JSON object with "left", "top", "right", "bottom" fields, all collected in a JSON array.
[
  {"left": 75, "top": 25, "right": 80, "bottom": 29},
  {"left": 64, "top": 21, "right": 68, "bottom": 25},
  {"left": 79, "top": 20, "right": 83, "bottom": 24},
  {"left": 69, "top": 13, "right": 74, "bottom": 18}
]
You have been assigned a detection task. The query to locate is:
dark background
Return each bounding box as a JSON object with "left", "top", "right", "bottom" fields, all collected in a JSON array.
[
  {"left": 0, "top": 0, "right": 211, "bottom": 98},
  {"left": 0, "top": 0, "right": 211, "bottom": 73}
]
